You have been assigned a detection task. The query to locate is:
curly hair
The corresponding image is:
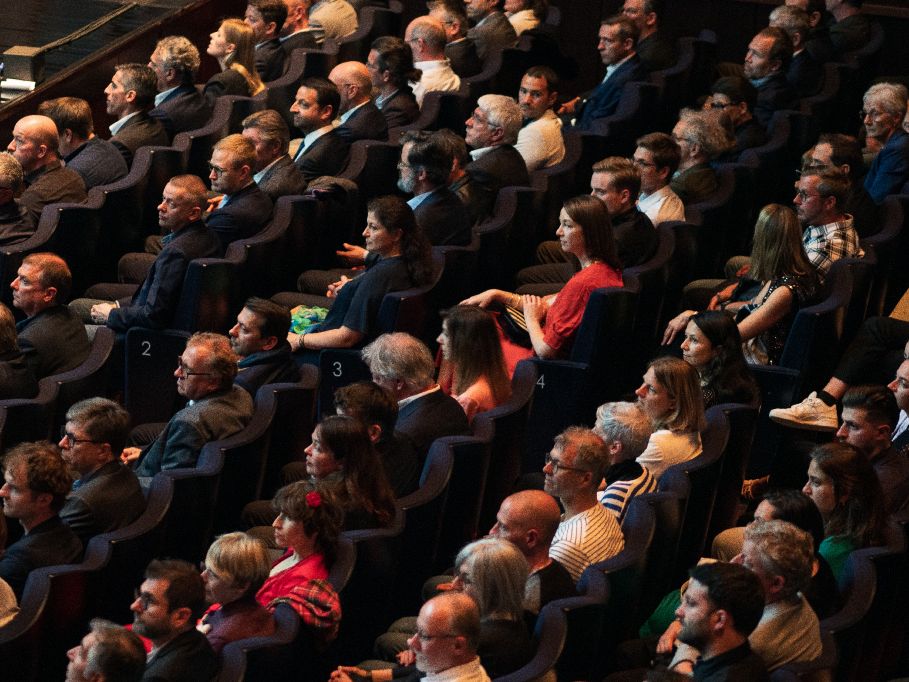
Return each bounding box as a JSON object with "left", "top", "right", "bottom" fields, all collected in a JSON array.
[
  {"left": 744, "top": 519, "right": 813, "bottom": 602},
  {"left": 3, "top": 441, "right": 73, "bottom": 512}
]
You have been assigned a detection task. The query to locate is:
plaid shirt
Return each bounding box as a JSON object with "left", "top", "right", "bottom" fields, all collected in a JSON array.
[{"left": 802, "top": 215, "right": 864, "bottom": 280}]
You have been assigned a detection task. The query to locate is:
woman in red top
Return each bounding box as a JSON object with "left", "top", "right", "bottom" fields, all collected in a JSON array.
[{"left": 462, "top": 195, "right": 623, "bottom": 374}]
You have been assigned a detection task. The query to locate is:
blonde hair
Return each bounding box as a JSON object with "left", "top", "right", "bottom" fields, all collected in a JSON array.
[
  {"left": 219, "top": 18, "right": 265, "bottom": 96},
  {"left": 205, "top": 532, "right": 272, "bottom": 596},
  {"left": 749, "top": 204, "right": 813, "bottom": 282}
]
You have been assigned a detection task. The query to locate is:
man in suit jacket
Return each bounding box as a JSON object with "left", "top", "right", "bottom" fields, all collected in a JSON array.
[
  {"left": 125, "top": 333, "right": 254, "bottom": 480},
  {"left": 561, "top": 16, "right": 647, "bottom": 131},
  {"left": 464, "top": 0, "right": 518, "bottom": 61},
  {"left": 290, "top": 77, "right": 350, "bottom": 182},
  {"left": 743, "top": 27, "right": 799, "bottom": 128},
  {"left": 464, "top": 94, "right": 530, "bottom": 221},
  {"left": 369, "top": 36, "right": 421, "bottom": 129},
  {"left": 12, "top": 253, "right": 91, "bottom": 379},
  {"left": 669, "top": 109, "right": 725, "bottom": 205},
  {"left": 770, "top": 5, "right": 823, "bottom": 98},
  {"left": 280, "top": 0, "right": 320, "bottom": 54},
  {"left": 230, "top": 297, "right": 300, "bottom": 396},
  {"left": 621, "top": 0, "right": 677, "bottom": 72},
  {"left": 242, "top": 109, "right": 308, "bottom": 201},
  {"left": 0, "top": 442, "right": 83, "bottom": 598},
  {"left": 430, "top": 4, "right": 483, "bottom": 78},
  {"left": 105, "top": 63, "right": 170, "bottom": 165},
  {"left": 362, "top": 333, "right": 469, "bottom": 458},
  {"left": 246, "top": 0, "right": 288, "bottom": 82},
  {"left": 58, "top": 399, "right": 145, "bottom": 547},
  {"left": 39, "top": 97, "right": 128, "bottom": 189},
  {"left": 148, "top": 36, "right": 213, "bottom": 139},
  {"left": 329, "top": 61, "right": 388, "bottom": 142}
]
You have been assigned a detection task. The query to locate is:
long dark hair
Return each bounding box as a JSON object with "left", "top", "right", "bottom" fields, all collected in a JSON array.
[
  {"left": 367, "top": 195, "right": 434, "bottom": 287},
  {"left": 562, "top": 195, "right": 621, "bottom": 269},
  {"left": 441, "top": 305, "right": 511, "bottom": 404},
  {"left": 688, "top": 310, "right": 758, "bottom": 405}
]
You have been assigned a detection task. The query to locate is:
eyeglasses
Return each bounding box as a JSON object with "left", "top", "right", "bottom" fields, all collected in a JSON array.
[
  {"left": 60, "top": 430, "right": 102, "bottom": 448},
  {"left": 176, "top": 357, "right": 213, "bottom": 376},
  {"left": 133, "top": 589, "right": 159, "bottom": 610},
  {"left": 706, "top": 101, "right": 734, "bottom": 110},
  {"left": 208, "top": 163, "right": 231, "bottom": 176},
  {"left": 413, "top": 630, "right": 459, "bottom": 643},
  {"left": 544, "top": 453, "right": 588, "bottom": 474},
  {"left": 795, "top": 190, "right": 823, "bottom": 201},
  {"left": 632, "top": 157, "right": 657, "bottom": 168}
]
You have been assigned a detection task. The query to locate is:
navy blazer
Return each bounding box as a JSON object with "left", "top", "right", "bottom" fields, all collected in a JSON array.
[
  {"left": 753, "top": 72, "right": 799, "bottom": 128},
  {"left": 575, "top": 55, "right": 647, "bottom": 131},
  {"left": 414, "top": 187, "right": 472, "bottom": 246},
  {"left": 787, "top": 50, "right": 823, "bottom": 98},
  {"left": 64, "top": 136, "right": 128, "bottom": 189},
  {"left": 106, "top": 219, "right": 222, "bottom": 332},
  {"left": 0, "top": 516, "right": 82, "bottom": 598},
  {"left": 256, "top": 38, "right": 286, "bottom": 82},
  {"left": 142, "top": 628, "right": 219, "bottom": 682},
  {"left": 293, "top": 129, "right": 351, "bottom": 182},
  {"left": 257, "top": 154, "right": 308, "bottom": 201},
  {"left": 465, "top": 144, "right": 530, "bottom": 221},
  {"left": 864, "top": 129, "right": 909, "bottom": 204},
  {"left": 378, "top": 88, "right": 420, "bottom": 129},
  {"left": 205, "top": 182, "right": 274, "bottom": 251},
  {"left": 338, "top": 101, "right": 389, "bottom": 142},
  {"left": 234, "top": 343, "right": 301, "bottom": 396},
  {"left": 396, "top": 389, "right": 470, "bottom": 457},
  {"left": 150, "top": 85, "right": 213, "bottom": 139},
  {"left": 110, "top": 111, "right": 170, "bottom": 166}
]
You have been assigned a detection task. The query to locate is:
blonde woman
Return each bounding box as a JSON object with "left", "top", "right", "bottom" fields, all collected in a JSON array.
[{"left": 204, "top": 18, "right": 265, "bottom": 105}]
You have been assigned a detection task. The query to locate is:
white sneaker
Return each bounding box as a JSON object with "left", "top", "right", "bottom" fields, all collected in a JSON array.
[{"left": 769, "top": 392, "right": 838, "bottom": 431}]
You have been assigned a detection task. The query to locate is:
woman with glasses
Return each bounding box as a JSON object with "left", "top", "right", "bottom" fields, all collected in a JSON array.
[{"left": 204, "top": 18, "right": 265, "bottom": 106}]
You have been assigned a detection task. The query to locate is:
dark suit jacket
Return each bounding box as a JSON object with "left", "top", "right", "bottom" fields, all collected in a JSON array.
[
  {"left": 255, "top": 38, "right": 286, "bottom": 82},
  {"left": 734, "top": 119, "right": 768, "bottom": 156},
  {"left": 17, "top": 304, "right": 91, "bottom": 379},
  {"left": 64, "top": 136, "right": 129, "bottom": 189},
  {"left": 396, "top": 388, "right": 470, "bottom": 457},
  {"left": 203, "top": 68, "right": 252, "bottom": 107},
  {"left": 135, "top": 385, "right": 254, "bottom": 478},
  {"left": 636, "top": 31, "right": 677, "bottom": 72},
  {"left": 235, "top": 343, "right": 301, "bottom": 396},
  {"left": 281, "top": 30, "right": 319, "bottom": 55},
  {"left": 414, "top": 187, "right": 472, "bottom": 246},
  {"left": 670, "top": 162, "right": 718, "bottom": 205},
  {"left": 787, "top": 50, "right": 823, "bottom": 98},
  {"left": 257, "top": 154, "right": 308, "bottom": 202},
  {"left": 106, "top": 219, "right": 222, "bottom": 332},
  {"left": 337, "top": 101, "right": 389, "bottom": 142},
  {"left": 293, "top": 129, "right": 351, "bottom": 182},
  {"left": 612, "top": 207, "right": 657, "bottom": 268},
  {"left": 0, "top": 349, "right": 37, "bottom": 399},
  {"left": 753, "top": 72, "right": 799, "bottom": 128},
  {"left": 0, "top": 516, "right": 82, "bottom": 598},
  {"left": 378, "top": 89, "right": 420, "bottom": 129},
  {"left": 142, "top": 628, "right": 219, "bottom": 682},
  {"left": 0, "top": 200, "right": 31, "bottom": 245},
  {"left": 829, "top": 14, "right": 871, "bottom": 56},
  {"left": 575, "top": 55, "right": 647, "bottom": 131},
  {"left": 465, "top": 144, "right": 530, "bottom": 221},
  {"left": 60, "top": 460, "right": 146, "bottom": 546},
  {"left": 205, "top": 182, "right": 274, "bottom": 251},
  {"left": 110, "top": 111, "right": 170, "bottom": 166},
  {"left": 150, "top": 85, "right": 213, "bottom": 140},
  {"left": 864, "top": 129, "right": 909, "bottom": 204},
  {"left": 18, "top": 160, "right": 86, "bottom": 228},
  {"left": 446, "top": 38, "right": 483, "bottom": 78},
  {"left": 467, "top": 10, "right": 517, "bottom": 61}
]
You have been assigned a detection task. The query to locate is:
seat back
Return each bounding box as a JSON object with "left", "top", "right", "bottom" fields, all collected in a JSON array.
[
  {"left": 258, "top": 373, "right": 319, "bottom": 496},
  {"left": 862, "top": 194, "right": 903, "bottom": 316},
  {"left": 821, "top": 551, "right": 878, "bottom": 682},
  {"left": 0, "top": 381, "right": 60, "bottom": 451},
  {"left": 430, "top": 231, "right": 481, "bottom": 316},
  {"left": 685, "top": 164, "right": 737, "bottom": 278},
  {"left": 463, "top": 48, "right": 502, "bottom": 101},
  {"left": 494, "top": 602, "right": 567, "bottom": 682},
  {"left": 800, "top": 61, "right": 841, "bottom": 134},
  {"left": 173, "top": 96, "right": 234, "bottom": 178},
  {"left": 170, "top": 256, "right": 239, "bottom": 333},
  {"left": 829, "top": 252, "right": 876, "bottom": 349},
  {"left": 552, "top": 567, "right": 610, "bottom": 681},
  {"left": 738, "top": 110, "right": 793, "bottom": 210},
  {"left": 388, "top": 85, "right": 471, "bottom": 140},
  {"left": 124, "top": 328, "right": 190, "bottom": 426},
  {"left": 585, "top": 81, "right": 660, "bottom": 157},
  {"left": 688, "top": 29, "right": 718, "bottom": 99},
  {"left": 339, "top": 139, "right": 402, "bottom": 228},
  {"left": 337, "top": 5, "right": 401, "bottom": 63},
  {"left": 649, "top": 36, "right": 694, "bottom": 129},
  {"left": 219, "top": 603, "right": 300, "bottom": 682},
  {"left": 635, "top": 486, "right": 688, "bottom": 621},
  {"left": 530, "top": 129, "right": 583, "bottom": 245}
]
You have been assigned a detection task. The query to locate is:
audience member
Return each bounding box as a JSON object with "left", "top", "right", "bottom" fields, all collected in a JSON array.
[
  {"left": 889, "top": 352, "right": 909, "bottom": 453},
  {"left": 241, "top": 108, "right": 308, "bottom": 201},
  {"left": 290, "top": 77, "right": 351, "bottom": 181},
  {"left": 329, "top": 61, "right": 389, "bottom": 142},
  {"left": 769, "top": 4, "right": 822, "bottom": 97},
  {"left": 368, "top": 37, "right": 421, "bottom": 129},
  {"left": 633, "top": 132, "right": 685, "bottom": 226},
  {"left": 826, "top": 0, "right": 870, "bottom": 56},
  {"left": 230, "top": 297, "right": 301, "bottom": 395},
  {"left": 245, "top": 0, "right": 288, "bottom": 81},
  {"left": 309, "top": 0, "right": 358, "bottom": 43},
  {"left": 0, "top": 303, "right": 36, "bottom": 399},
  {"left": 131, "top": 559, "right": 219, "bottom": 682},
  {"left": 105, "top": 63, "right": 170, "bottom": 165},
  {"left": 280, "top": 0, "right": 320, "bottom": 51},
  {"left": 593, "top": 401, "right": 657, "bottom": 522},
  {"left": 861, "top": 82, "right": 909, "bottom": 204},
  {"left": 504, "top": 0, "right": 546, "bottom": 36},
  {"left": 405, "top": 16, "right": 462, "bottom": 108},
  {"left": 805, "top": 133, "right": 878, "bottom": 237},
  {"left": 0, "top": 154, "right": 30, "bottom": 245},
  {"left": 742, "top": 27, "right": 799, "bottom": 128},
  {"left": 0, "top": 442, "right": 82, "bottom": 598},
  {"left": 514, "top": 66, "right": 566, "bottom": 172},
  {"left": 464, "top": 0, "right": 518, "bottom": 60},
  {"left": 707, "top": 76, "right": 767, "bottom": 156},
  {"left": 12, "top": 253, "right": 90, "bottom": 378},
  {"left": 669, "top": 108, "right": 729, "bottom": 204},
  {"left": 66, "top": 619, "right": 146, "bottom": 682},
  {"left": 148, "top": 36, "right": 213, "bottom": 138},
  {"left": 38, "top": 96, "right": 128, "bottom": 189},
  {"left": 6, "top": 114, "right": 86, "bottom": 228},
  {"left": 428, "top": 2, "right": 482, "bottom": 77},
  {"left": 58, "top": 398, "right": 145, "bottom": 546},
  {"left": 621, "top": 0, "right": 677, "bottom": 72},
  {"left": 434, "top": 127, "right": 485, "bottom": 224},
  {"left": 203, "top": 18, "right": 266, "bottom": 106}
]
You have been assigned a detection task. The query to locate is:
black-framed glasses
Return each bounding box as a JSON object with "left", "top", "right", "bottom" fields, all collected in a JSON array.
[
  {"left": 176, "top": 357, "right": 213, "bottom": 376},
  {"left": 60, "top": 429, "right": 102, "bottom": 448},
  {"left": 207, "top": 163, "right": 230, "bottom": 176},
  {"left": 133, "top": 588, "right": 158, "bottom": 610},
  {"left": 544, "top": 453, "right": 588, "bottom": 474}
]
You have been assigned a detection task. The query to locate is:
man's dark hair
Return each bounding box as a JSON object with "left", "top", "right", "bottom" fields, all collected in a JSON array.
[
  {"left": 711, "top": 75, "right": 758, "bottom": 111},
  {"left": 635, "top": 132, "right": 680, "bottom": 175},
  {"left": 144, "top": 559, "right": 207, "bottom": 621},
  {"left": 85, "top": 619, "right": 146, "bottom": 682},
  {"left": 371, "top": 36, "right": 421, "bottom": 89},
  {"left": 602, "top": 14, "right": 640, "bottom": 47},
  {"left": 301, "top": 77, "right": 341, "bottom": 116},
  {"left": 758, "top": 27, "right": 794, "bottom": 70},
  {"left": 431, "top": 128, "right": 469, "bottom": 167},
  {"left": 249, "top": 0, "right": 288, "bottom": 29},
  {"left": 37, "top": 97, "right": 94, "bottom": 140},
  {"left": 842, "top": 385, "right": 899, "bottom": 431},
  {"left": 22, "top": 252, "right": 72, "bottom": 302},
  {"left": 114, "top": 63, "right": 159, "bottom": 109},
  {"left": 243, "top": 297, "right": 292, "bottom": 342},
  {"left": 403, "top": 132, "right": 453, "bottom": 187},
  {"left": 66, "top": 398, "right": 132, "bottom": 457},
  {"left": 334, "top": 380, "right": 399, "bottom": 442},
  {"left": 817, "top": 133, "right": 864, "bottom": 183},
  {"left": 688, "top": 562, "right": 765, "bottom": 637},
  {"left": 524, "top": 65, "right": 560, "bottom": 95}
]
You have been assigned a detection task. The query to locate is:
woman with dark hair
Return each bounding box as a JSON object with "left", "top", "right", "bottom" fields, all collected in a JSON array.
[
  {"left": 462, "top": 195, "right": 623, "bottom": 373},
  {"left": 681, "top": 310, "right": 759, "bottom": 407},
  {"left": 803, "top": 442, "right": 887, "bottom": 579},
  {"left": 505, "top": 0, "right": 548, "bottom": 34},
  {"left": 634, "top": 356, "right": 706, "bottom": 479},
  {"left": 287, "top": 196, "right": 434, "bottom": 360},
  {"left": 664, "top": 204, "right": 819, "bottom": 365},
  {"left": 256, "top": 481, "right": 342, "bottom": 645},
  {"left": 437, "top": 305, "right": 512, "bottom": 423},
  {"left": 204, "top": 18, "right": 265, "bottom": 105}
]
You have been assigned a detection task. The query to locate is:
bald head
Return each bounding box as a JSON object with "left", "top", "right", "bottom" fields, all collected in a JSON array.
[
  {"left": 328, "top": 61, "right": 373, "bottom": 113},
  {"left": 405, "top": 16, "right": 447, "bottom": 59},
  {"left": 413, "top": 592, "right": 481, "bottom": 673},
  {"left": 8, "top": 115, "right": 60, "bottom": 172},
  {"left": 490, "top": 489, "right": 561, "bottom": 558}
]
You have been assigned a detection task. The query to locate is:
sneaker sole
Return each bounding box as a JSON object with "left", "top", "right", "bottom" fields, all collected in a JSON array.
[{"left": 768, "top": 413, "right": 837, "bottom": 431}]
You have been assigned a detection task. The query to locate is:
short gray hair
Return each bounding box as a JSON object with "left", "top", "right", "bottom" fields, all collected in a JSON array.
[
  {"left": 85, "top": 619, "right": 146, "bottom": 682},
  {"left": 863, "top": 82, "right": 908, "bottom": 119},
  {"left": 154, "top": 36, "right": 201, "bottom": 77},
  {"left": 768, "top": 5, "right": 810, "bottom": 44},
  {"left": 554, "top": 426, "right": 609, "bottom": 484},
  {"left": 242, "top": 109, "right": 290, "bottom": 151},
  {"left": 455, "top": 537, "right": 529, "bottom": 621},
  {"left": 744, "top": 519, "right": 814, "bottom": 602},
  {"left": 679, "top": 107, "right": 735, "bottom": 160},
  {"left": 477, "top": 94, "right": 523, "bottom": 145},
  {"left": 594, "top": 401, "right": 651, "bottom": 460},
  {"left": 0, "top": 154, "right": 23, "bottom": 191},
  {"left": 361, "top": 332, "right": 435, "bottom": 390},
  {"left": 185, "top": 332, "right": 238, "bottom": 389}
]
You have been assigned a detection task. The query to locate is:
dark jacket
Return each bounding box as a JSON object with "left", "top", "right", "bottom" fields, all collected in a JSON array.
[
  {"left": 446, "top": 38, "right": 483, "bottom": 78},
  {"left": 0, "top": 516, "right": 82, "bottom": 598},
  {"left": 671, "top": 162, "right": 718, "bottom": 205},
  {"left": 466, "top": 10, "right": 517, "bottom": 61},
  {"left": 377, "top": 88, "right": 420, "bottom": 129},
  {"left": 256, "top": 155, "right": 308, "bottom": 202},
  {"left": 18, "top": 160, "right": 86, "bottom": 228},
  {"left": 205, "top": 182, "right": 274, "bottom": 252},
  {"left": 293, "top": 129, "right": 351, "bottom": 182},
  {"left": 235, "top": 343, "right": 301, "bottom": 396},
  {"left": 0, "top": 200, "right": 31, "bottom": 245},
  {"left": 17, "top": 304, "right": 91, "bottom": 378},
  {"left": 396, "top": 388, "right": 470, "bottom": 458},
  {"left": 64, "top": 136, "right": 129, "bottom": 189},
  {"left": 612, "top": 207, "right": 657, "bottom": 268},
  {"left": 337, "top": 101, "right": 389, "bottom": 142},
  {"left": 787, "top": 50, "right": 823, "bottom": 98},
  {"left": 110, "top": 111, "right": 170, "bottom": 166},
  {"left": 255, "top": 38, "right": 286, "bottom": 82},
  {"left": 465, "top": 144, "right": 530, "bottom": 221},
  {"left": 60, "top": 460, "right": 146, "bottom": 546},
  {"left": 575, "top": 55, "right": 648, "bottom": 131},
  {"left": 142, "top": 628, "right": 219, "bottom": 682},
  {"left": 413, "top": 187, "right": 472, "bottom": 246},
  {"left": 150, "top": 85, "right": 213, "bottom": 139},
  {"left": 203, "top": 68, "right": 252, "bottom": 107},
  {"left": 636, "top": 31, "right": 677, "bottom": 72},
  {"left": 0, "top": 348, "right": 37, "bottom": 399},
  {"left": 752, "top": 72, "right": 799, "bottom": 128}
]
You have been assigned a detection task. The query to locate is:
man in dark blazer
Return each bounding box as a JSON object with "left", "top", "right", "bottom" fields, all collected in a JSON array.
[
  {"left": 230, "top": 297, "right": 300, "bottom": 396},
  {"left": 148, "top": 36, "right": 213, "bottom": 139},
  {"left": 464, "top": 94, "right": 530, "bottom": 221},
  {"left": 280, "top": 0, "right": 321, "bottom": 54},
  {"left": 770, "top": 5, "right": 823, "bottom": 98},
  {"left": 561, "top": 16, "right": 647, "bottom": 132},
  {"left": 58, "top": 398, "right": 145, "bottom": 547},
  {"left": 242, "top": 109, "right": 308, "bottom": 201},
  {"left": 621, "top": 0, "right": 677, "bottom": 72},
  {"left": 246, "top": 0, "right": 288, "bottom": 82},
  {"left": 464, "top": 0, "right": 518, "bottom": 61},
  {"left": 743, "top": 27, "right": 799, "bottom": 128},
  {"left": 12, "top": 253, "right": 90, "bottom": 379},
  {"left": 0, "top": 442, "right": 83, "bottom": 599},
  {"left": 329, "top": 61, "right": 389, "bottom": 142},
  {"left": 430, "top": 4, "right": 483, "bottom": 77},
  {"left": 290, "top": 77, "right": 350, "bottom": 182},
  {"left": 104, "top": 63, "right": 170, "bottom": 166},
  {"left": 669, "top": 109, "right": 723, "bottom": 205},
  {"left": 362, "top": 333, "right": 469, "bottom": 458}
]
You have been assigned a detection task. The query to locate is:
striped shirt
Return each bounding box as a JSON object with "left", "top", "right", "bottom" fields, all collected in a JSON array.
[
  {"left": 600, "top": 467, "right": 658, "bottom": 523},
  {"left": 549, "top": 503, "right": 624, "bottom": 583}
]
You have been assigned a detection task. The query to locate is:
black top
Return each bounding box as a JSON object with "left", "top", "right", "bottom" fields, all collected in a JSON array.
[
  {"left": 613, "top": 206, "right": 657, "bottom": 268},
  {"left": 142, "top": 628, "right": 219, "bottom": 682},
  {"left": 691, "top": 641, "right": 769, "bottom": 681}
]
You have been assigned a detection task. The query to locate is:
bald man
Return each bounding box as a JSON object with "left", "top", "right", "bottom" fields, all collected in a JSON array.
[
  {"left": 405, "top": 16, "right": 461, "bottom": 108},
  {"left": 6, "top": 115, "right": 86, "bottom": 228},
  {"left": 489, "top": 490, "right": 577, "bottom": 614},
  {"left": 329, "top": 61, "right": 388, "bottom": 142}
]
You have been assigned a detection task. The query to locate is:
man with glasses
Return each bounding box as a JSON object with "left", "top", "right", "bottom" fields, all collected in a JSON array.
[
  {"left": 543, "top": 426, "right": 624, "bottom": 583},
  {"left": 123, "top": 333, "right": 253, "bottom": 484},
  {"left": 58, "top": 398, "right": 145, "bottom": 547},
  {"left": 669, "top": 108, "right": 727, "bottom": 204},
  {"left": 860, "top": 82, "right": 909, "bottom": 204},
  {"left": 131, "top": 559, "right": 218, "bottom": 682},
  {"left": 806, "top": 133, "right": 877, "bottom": 237},
  {"left": 633, "top": 132, "right": 684, "bottom": 227},
  {"left": 706, "top": 76, "right": 766, "bottom": 157}
]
